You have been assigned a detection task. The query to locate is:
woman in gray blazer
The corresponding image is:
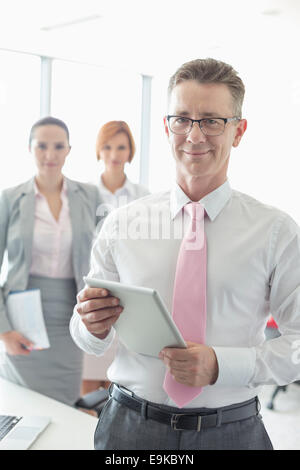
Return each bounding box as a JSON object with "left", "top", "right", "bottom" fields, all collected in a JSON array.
[{"left": 0, "top": 116, "right": 102, "bottom": 405}]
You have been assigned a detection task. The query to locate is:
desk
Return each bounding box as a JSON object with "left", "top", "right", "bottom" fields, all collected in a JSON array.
[{"left": 0, "top": 377, "right": 97, "bottom": 450}]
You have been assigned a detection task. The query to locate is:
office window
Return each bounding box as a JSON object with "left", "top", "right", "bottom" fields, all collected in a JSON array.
[
  {"left": 149, "top": 74, "right": 175, "bottom": 193},
  {"left": 51, "top": 60, "right": 142, "bottom": 186},
  {"left": 0, "top": 50, "right": 40, "bottom": 191}
]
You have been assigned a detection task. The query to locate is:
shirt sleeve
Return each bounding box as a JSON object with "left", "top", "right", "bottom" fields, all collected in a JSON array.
[
  {"left": 214, "top": 213, "right": 300, "bottom": 388},
  {"left": 69, "top": 213, "right": 120, "bottom": 355},
  {"left": 69, "top": 307, "right": 116, "bottom": 356}
]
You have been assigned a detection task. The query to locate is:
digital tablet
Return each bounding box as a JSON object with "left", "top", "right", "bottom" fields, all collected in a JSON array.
[{"left": 83, "top": 277, "right": 187, "bottom": 357}]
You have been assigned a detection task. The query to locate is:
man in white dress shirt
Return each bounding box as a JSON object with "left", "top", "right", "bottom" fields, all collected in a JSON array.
[{"left": 70, "top": 58, "right": 300, "bottom": 450}]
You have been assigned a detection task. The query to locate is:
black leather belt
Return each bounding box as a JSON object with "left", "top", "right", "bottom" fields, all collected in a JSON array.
[{"left": 110, "top": 384, "right": 260, "bottom": 432}]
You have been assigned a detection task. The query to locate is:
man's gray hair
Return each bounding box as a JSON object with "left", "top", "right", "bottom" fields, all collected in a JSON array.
[{"left": 168, "top": 58, "right": 245, "bottom": 117}]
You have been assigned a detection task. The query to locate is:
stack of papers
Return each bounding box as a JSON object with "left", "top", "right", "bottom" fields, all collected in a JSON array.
[{"left": 6, "top": 289, "right": 50, "bottom": 350}]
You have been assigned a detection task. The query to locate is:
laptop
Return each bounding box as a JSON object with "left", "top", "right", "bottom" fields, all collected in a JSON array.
[{"left": 0, "top": 414, "right": 50, "bottom": 450}]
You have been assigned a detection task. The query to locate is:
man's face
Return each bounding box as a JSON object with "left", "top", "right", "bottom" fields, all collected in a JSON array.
[{"left": 164, "top": 80, "right": 247, "bottom": 187}]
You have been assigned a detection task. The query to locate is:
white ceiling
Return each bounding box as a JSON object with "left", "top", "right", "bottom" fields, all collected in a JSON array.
[{"left": 0, "top": 0, "right": 300, "bottom": 77}]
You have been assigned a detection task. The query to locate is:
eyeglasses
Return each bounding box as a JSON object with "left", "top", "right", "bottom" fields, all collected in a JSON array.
[{"left": 166, "top": 115, "right": 241, "bottom": 136}]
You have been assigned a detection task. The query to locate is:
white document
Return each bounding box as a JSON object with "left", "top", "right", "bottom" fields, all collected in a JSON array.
[{"left": 6, "top": 289, "right": 50, "bottom": 350}]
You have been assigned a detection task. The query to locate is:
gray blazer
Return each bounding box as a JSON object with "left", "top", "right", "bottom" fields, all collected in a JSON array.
[{"left": 0, "top": 177, "right": 102, "bottom": 334}]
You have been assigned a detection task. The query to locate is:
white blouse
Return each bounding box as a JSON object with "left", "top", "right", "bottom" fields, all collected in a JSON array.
[
  {"left": 98, "top": 175, "right": 150, "bottom": 210},
  {"left": 30, "top": 179, "right": 74, "bottom": 279}
]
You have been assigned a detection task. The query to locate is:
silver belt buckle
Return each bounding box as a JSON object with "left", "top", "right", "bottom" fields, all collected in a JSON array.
[{"left": 171, "top": 413, "right": 202, "bottom": 432}]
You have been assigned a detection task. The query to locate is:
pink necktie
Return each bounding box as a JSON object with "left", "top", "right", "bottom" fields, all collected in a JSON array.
[{"left": 163, "top": 202, "right": 207, "bottom": 408}]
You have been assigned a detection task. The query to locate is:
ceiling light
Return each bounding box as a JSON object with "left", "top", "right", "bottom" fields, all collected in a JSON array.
[
  {"left": 41, "top": 14, "right": 102, "bottom": 32},
  {"left": 261, "top": 8, "right": 281, "bottom": 16}
]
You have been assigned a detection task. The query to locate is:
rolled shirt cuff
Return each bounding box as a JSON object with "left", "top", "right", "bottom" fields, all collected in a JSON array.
[
  {"left": 78, "top": 318, "right": 116, "bottom": 355},
  {"left": 213, "top": 346, "right": 256, "bottom": 387}
]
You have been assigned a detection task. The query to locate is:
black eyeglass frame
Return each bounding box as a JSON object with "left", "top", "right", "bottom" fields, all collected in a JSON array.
[{"left": 166, "top": 115, "right": 241, "bottom": 136}]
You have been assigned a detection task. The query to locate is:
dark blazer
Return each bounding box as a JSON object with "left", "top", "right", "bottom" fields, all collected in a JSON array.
[{"left": 0, "top": 176, "right": 102, "bottom": 333}]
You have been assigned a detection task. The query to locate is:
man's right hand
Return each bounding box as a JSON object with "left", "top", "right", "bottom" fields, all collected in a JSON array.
[
  {"left": 76, "top": 287, "right": 123, "bottom": 339},
  {"left": 0, "top": 331, "right": 34, "bottom": 356}
]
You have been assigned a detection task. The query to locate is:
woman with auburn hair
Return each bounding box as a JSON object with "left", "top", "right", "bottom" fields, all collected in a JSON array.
[
  {"left": 81, "top": 121, "right": 150, "bottom": 397},
  {"left": 96, "top": 120, "right": 150, "bottom": 209}
]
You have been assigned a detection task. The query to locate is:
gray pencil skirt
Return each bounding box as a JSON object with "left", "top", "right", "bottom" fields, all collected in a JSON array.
[{"left": 0, "top": 275, "right": 83, "bottom": 406}]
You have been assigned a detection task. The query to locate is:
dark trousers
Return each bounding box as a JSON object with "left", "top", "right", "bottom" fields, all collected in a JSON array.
[{"left": 94, "top": 396, "right": 273, "bottom": 450}]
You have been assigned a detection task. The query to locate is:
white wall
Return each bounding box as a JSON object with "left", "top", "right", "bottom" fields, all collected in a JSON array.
[{"left": 0, "top": 47, "right": 299, "bottom": 227}]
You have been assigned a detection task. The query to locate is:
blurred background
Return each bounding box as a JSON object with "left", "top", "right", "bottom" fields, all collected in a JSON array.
[
  {"left": 0, "top": 0, "right": 299, "bottom": 224},
  {"left": 1, "top": 0, "right": 300, "bottom": 448}
]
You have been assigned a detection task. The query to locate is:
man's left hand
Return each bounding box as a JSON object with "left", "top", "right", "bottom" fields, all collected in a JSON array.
[{"left": 159, "top": 342, "right": 219, "bottom": 387}]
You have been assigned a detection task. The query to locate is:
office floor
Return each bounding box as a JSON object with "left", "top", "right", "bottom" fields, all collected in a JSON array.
[{"left": 258, "top": 383, "right": 300, "bottom": 450}]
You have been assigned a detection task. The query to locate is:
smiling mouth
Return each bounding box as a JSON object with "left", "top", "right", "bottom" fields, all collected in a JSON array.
[{"left": 183, "top": 150, "right": 211, "bottom": 157}]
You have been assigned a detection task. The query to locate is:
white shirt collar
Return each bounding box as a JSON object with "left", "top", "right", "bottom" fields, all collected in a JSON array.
[
  {"left": 121, "top": 177, "right": 136, "bottom": 197},
  {"left": 170, "top": 180, "right": 232, "bottom": 221}
]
